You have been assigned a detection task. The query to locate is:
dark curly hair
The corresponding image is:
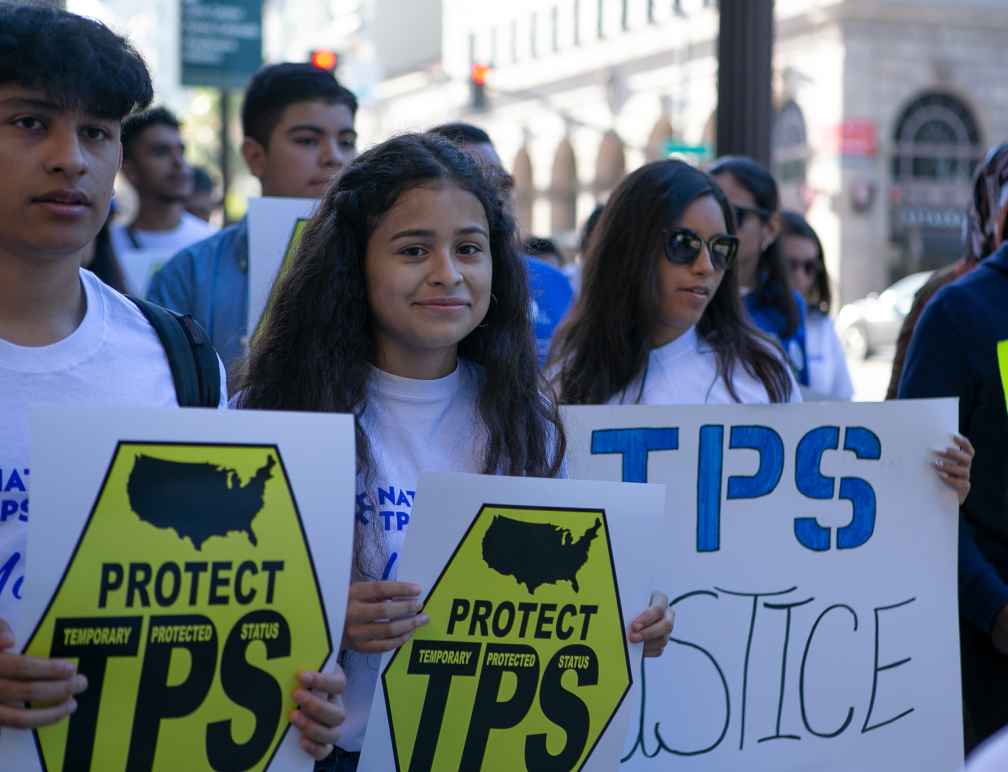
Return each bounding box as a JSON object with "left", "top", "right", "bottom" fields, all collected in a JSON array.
[
  {"left": 0, "top": 3, "right": 152, "bottom": 119},
  {"left": 550, "top": 159, "right": 793, "bottom": 404},
  {"left": 237, "top": 133, "right": 565, "bottom": 571}
]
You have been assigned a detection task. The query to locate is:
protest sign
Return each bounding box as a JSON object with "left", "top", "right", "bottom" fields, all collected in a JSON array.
[
  {"left": 562, "top": 399, "right": 961, "bottom": 772},
  {"left": 998, "top": 340, "right": 1008, "bottom": 410},
  {"left": 359, "top": 472, "right": 667, "bottom": 772},
  {"left": 1, "top": 406, "right": 355, "bottom": 772},
  {"left": 247, "top": 197, "right": 317, "bottom": 338}
]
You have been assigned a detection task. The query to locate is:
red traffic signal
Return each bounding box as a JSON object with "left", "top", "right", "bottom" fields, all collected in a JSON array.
[
  {"left": 310, "top": 49, "right": 338, "bottom": 72},
  {"left": 470, "top": 63, "right": 490, "bottom": 111}
]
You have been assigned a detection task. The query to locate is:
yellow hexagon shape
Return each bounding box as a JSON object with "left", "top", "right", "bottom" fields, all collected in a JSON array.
[
  {"left": 383, "top": 504, "right": 631, "bottom": 771},
  {"left": 25, "top": 442, "right": 331, "bottom": 771}
]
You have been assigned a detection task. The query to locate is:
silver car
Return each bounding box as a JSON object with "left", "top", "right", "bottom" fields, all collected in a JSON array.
[{"left": 835, "top": 270, "right": 934, "bottom": 360}]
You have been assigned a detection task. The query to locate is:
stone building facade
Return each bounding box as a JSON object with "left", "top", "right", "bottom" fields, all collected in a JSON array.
[{"left": 355, "top": 0, "right": 1008, "bottom": 304}]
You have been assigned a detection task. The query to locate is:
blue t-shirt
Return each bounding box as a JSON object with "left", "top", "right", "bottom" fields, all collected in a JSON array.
[
  {"left": 744, "top": 288, "right": 810, "bottom": 386},
  {"left": 524, "top": 256, "right": 574, "bottom": 366}
]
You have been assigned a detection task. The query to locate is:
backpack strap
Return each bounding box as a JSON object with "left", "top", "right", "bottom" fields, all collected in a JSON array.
[{"left": 129, "top": 297, "right": 222, "bottom": 408}]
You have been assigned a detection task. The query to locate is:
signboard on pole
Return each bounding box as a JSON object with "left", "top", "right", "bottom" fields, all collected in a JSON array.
[{"left": 181, "top": 0, "right": 263, "bottom": 89}]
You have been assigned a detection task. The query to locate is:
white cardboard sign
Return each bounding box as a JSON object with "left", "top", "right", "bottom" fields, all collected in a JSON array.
[
  {"left": 1, "top": 406, "right": 356, "bottom": 772},
  {"left": 247, "top": 196, "right": 318, "bottom": 337},
  {"left": 563, "top": 399, "right": 962, "bottom": 772},
  {"left": 359, "top": 472, "right": 668, "bottom": 772}
]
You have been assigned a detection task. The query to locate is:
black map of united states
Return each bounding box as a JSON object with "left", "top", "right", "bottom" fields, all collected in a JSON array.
[
  {"left": 481, "top": 514, "right": 602, "bottom": 594},
  {"left": 126, "top": 454, "right": 276, "bottom": 550}
]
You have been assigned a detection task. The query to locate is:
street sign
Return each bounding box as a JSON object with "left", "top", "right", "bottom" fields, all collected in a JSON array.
[
  {"left": 664, "top": 140, "right": 711, "bottom": 156},
  {"left": 180, "top": 0, "right": 263, "bottom": 89}
]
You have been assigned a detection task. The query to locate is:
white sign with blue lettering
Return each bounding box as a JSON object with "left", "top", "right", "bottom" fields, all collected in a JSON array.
[{"left": 562, "top": 399, "right": 961, "bottom": 772}]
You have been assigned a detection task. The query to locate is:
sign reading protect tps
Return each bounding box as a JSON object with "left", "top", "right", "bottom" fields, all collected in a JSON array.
[
  {"left": 359, "top": 473, "right": 666, "bottom": 772},
  {"left": 1, "top": 407, "right": 356, "bottom": 772},
  {"left": 563, "top": 399, "right": 962, "bottom": 772}
]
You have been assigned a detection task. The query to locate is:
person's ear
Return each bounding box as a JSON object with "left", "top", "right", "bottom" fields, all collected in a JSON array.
[
  {"left": 241, "top": 137, "right": 267, "bottom": 179},
  {"left": 762, "top": 210, "right": 782, "bottom": 252}
]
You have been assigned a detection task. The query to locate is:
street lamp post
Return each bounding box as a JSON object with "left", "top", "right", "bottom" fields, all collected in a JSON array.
[{"left": 716, "top": 0, "right": 775, "bottom": 166}]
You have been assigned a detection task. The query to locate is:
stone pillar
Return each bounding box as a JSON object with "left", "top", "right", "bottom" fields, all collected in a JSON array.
[{"left": 716, "top": 0, "right": 775, "bottom": 165}]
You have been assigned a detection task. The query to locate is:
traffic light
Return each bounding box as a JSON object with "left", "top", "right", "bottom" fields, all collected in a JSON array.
[
  {"left": 470, "top": 63, "right": 490, "bottom": 112},
  {"left": 309, "top": 49, "right": 338, "bottom": 73}
]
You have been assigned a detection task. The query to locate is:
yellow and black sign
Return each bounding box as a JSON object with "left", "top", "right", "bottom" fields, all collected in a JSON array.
[
  {"left": 25, "top": 442, "right": 331, "bottom": 771},
  {"left": 382, "top": 505, "right": 631, "bottom": 771},
  {"left": 253, "top": 217, "right": 309, "bottom": 343},
  {"left": 998, "top": 340, "right": 1008, "bottom": 411}
]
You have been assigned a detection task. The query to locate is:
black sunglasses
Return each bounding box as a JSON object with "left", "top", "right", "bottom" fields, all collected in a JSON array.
[
  {"left": 664, "top": 228, "right": 739, "bottom": 271},
  {"left": 732, "top": 204, "right": 771, "bottom": 225}
]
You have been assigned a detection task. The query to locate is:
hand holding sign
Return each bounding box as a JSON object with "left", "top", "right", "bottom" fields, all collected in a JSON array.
[
  {"left": 0, "top": 618, "right": 86, "bottom": 729},
  {"left": 291, "top": 667, "right": 347, "bottom": 759},
  {"left": 933, "top": 434, "right": 974, "bottom": 505},
  {"left": 628, "top": 592, "right": 675, "bottom": 657},
  {"left": 343, "top": 581, "right": 430, "bottom": 653}
]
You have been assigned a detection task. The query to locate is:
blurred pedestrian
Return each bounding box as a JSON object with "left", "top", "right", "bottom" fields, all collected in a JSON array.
[
  {"left": 80, "top": 210, "right": 128, "bottom": 294},
  {"left": 780, "top": 210, "right": 853, "bottom": 400},
  {"left": 111, "top": 107, "right": 214, "bottom": 294},
  {"left": 523, "top": 236, "right": 566, "bottom": 269},
  {"left": 185, "top": 164, "right": 220, "bottom": 223},
  {"left": 897, "top": 150, "right": 1007, "bottom": 752},
  {"left": 709, "top": 156, "right": 810, "bottom": 386},
  {"left": 148, "top": 64, "right": 359, "bottom": 373},
  {"left": 886, "top": 143, "right": 1008, "bottom": 398}
]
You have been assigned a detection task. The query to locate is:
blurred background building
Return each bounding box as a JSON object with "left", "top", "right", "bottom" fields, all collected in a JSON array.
[{"left": 65, "top": 0, "right": 1008, "bottom": 306}]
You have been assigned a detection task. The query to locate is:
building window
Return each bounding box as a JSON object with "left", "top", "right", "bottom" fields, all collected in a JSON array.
[
  {"left": 597, "top": 0, "right": 605, "bottom": 39},
  {"left": 551, "top": 138, "right": 579, "bottom": 234},
  {"left": 467, "top": 31, "right": 476, "bottom": 67},
  {"left": 551, "top": 5, "right": 560, "bottom": 52},
  {"left": 891, "top": 92, "right": 982, "bottom": 182},
  {"left": 621, "top": 0, "right": 630, "bottom": 30},
  {"left": 510, "top": 19, "right": 518, "bottom": 63},
  {"left": 573, "top": 0, "right": 581, "bottom": 45}
]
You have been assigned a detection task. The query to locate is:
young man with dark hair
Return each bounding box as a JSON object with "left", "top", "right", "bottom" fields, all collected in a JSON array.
[
  {"left": 428, "top": 122, "right": 574, "bottom": 365},
  {"left": 148, "top": 63, "right": 359, "bottom": 371},
  {"left": 111, "top": 106, "right": 214, "bottom": 295},
  {"left": 0, "top": 6, "right": 344, "bottom": 756}
]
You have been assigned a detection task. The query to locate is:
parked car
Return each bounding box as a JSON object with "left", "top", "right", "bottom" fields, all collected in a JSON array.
[{"left": 835, "top": 270, "right": 934, "bottom": 360}]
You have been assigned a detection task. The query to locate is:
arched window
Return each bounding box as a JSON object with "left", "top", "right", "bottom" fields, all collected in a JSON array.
[
  {"left": 511, "top": 145, "right": 534, "bottom": 236},
  {"left": 550, "top": 138, "right": 578, "bottom": 234},
  {"left": 594, "top": 130, "right": 626, "bottom": 196},
  {"left": 891, "top": 92, "right": 982, "bottom": 182},
  {"left": 646, "top": 117, "right": 675, "bottom": 162}
]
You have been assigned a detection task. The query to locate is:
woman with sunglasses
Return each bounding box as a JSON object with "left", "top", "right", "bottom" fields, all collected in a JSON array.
[
  {"left": 708, "top": 156, "right": 810, "bottom": 389},
  {"left": 780, "top": 210, "right": 854, "bottom": 400},
  {"left": 549, "top": 159, "right": 797, "bottom": 405}
]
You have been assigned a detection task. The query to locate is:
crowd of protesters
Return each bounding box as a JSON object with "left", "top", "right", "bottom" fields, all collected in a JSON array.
[{"left": 1, "top": 5, "right": 1003, "bottom": 771}]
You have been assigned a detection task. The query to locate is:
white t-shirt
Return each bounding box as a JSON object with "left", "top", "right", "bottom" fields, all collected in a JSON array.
[
  {"left": 0, "top": 268, "right": 226, "bottom": 626},
  {"left": 609, "top": 326, "right": 802, "bottom": 405},
  {"left": 110, "top": 212, "right": 215, "bottom": 296},
  {"left": 339, "top": 362, "right": 487, "bottom": 752},
  {"left": 804, "top": 310, "right": 854, "bottom": 401}
]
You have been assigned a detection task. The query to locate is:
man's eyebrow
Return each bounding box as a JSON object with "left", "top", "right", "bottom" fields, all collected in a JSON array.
[
  {"left": 0, "top": 97, "right": 61, "bottom": 112},
  {"left": 286, "top": 124, "right": 324, "bottom": 135}
]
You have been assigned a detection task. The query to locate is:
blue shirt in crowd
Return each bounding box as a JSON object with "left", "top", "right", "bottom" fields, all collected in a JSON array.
[
  {"left": 899, "top": 242, "right": 1008, "bottom": 633},
  {"left": 525, "top": 255, "right": 574, "bottom": 366},
  {"left": 744, "top": 288, "right": 810, "bottom": 386},
  {"left": 147, "top": 219, "right": 249, "bottom": 374},
  {"left": 148, "top": 222, "right": 574, "bottom": 373}
]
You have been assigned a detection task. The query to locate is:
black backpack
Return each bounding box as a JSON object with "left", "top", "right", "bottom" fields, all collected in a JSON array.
[{"left": 129, "top": 297, "right": 222, "bottom": 408}]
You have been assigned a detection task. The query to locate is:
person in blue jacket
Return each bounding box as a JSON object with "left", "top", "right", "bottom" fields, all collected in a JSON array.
[
  {"left": 709, "top": 156, "right": 810, "bottom": 387},
  {"left": 148, "top": 64, "right": 359, "bottom": 374},
  {"left": 428, "top": 123, "right": 574, "bottom": 366},
  {"left": 899, "top": 198, "right": 1008, "bottom": 751}
]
